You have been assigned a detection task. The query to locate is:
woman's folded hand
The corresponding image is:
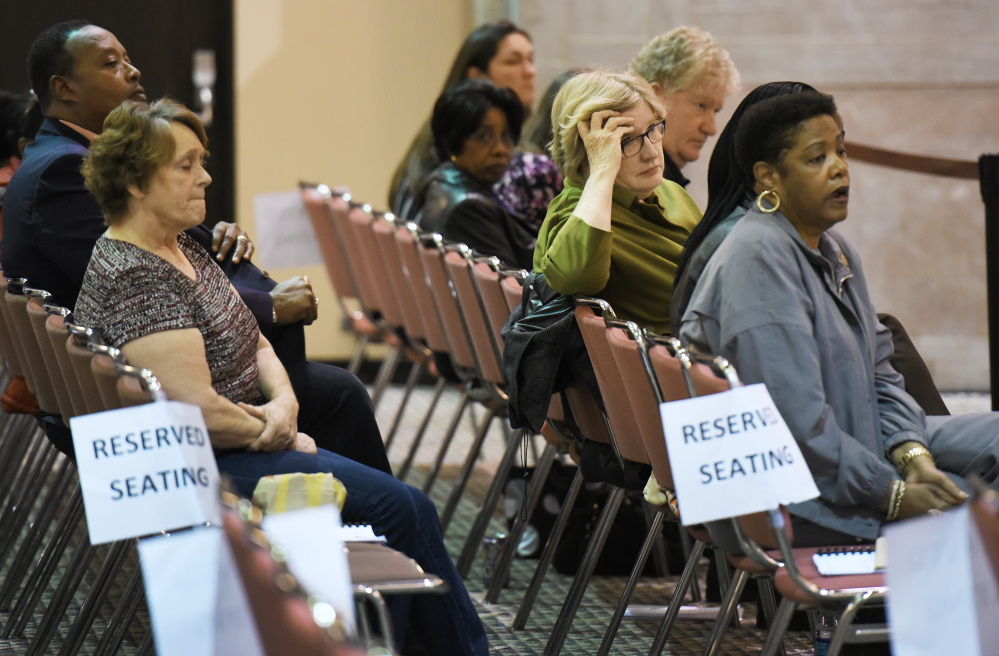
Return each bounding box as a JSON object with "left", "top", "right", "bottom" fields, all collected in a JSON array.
[
  {"left": 240, "top": 398, "right": 299, "bottom": 452},
  {"left": 904, "top": 457, "right": 968, "bottom": 507},
  {"left": 293, "top": 433, "right": 317, "bottom": 454}
]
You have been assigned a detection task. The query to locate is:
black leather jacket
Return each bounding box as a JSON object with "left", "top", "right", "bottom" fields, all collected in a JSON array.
[{"left": 417, "top": 162, "right": 535, "bottom": 269}]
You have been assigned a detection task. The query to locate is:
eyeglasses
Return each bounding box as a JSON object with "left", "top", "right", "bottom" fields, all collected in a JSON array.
[{"left": 620, "top": 119, "right": 666, "bottom": 157}]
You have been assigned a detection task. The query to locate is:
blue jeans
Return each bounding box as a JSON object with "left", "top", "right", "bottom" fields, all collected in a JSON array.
[{"left": 218, "top": 448, "right": 488, "bottom": 656}]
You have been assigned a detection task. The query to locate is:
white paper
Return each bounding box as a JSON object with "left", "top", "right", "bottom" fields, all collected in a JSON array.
[
  {"left": 659, "top": 383, "right": 819, "bottom": 525},
  {"left": 138, "top": 528, "right": 264, "bottom": 656},
  {"left": 70, "top": 401, "right": 221, "bottom": 544},
  {"left": 885, "top": 505, "right": 994, "bottom": 656},
  {"left": 262, "top": 505, "right": 356, "bottom": 635},
  {"left": 339, "top": 524, "right": 387, "bottom": 543},
  {"left": 812, "top": 549, "right": 877, "bottom": 576},
  {"left": 253, "top": 190, "right": 323, "bottom": 270}
]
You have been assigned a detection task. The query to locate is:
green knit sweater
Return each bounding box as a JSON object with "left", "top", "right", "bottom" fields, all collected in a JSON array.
[{"left": 534, "top": 180, "right": 701, "bottom": 334}]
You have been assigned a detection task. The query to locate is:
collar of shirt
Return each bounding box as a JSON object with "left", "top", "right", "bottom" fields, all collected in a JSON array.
[{"left": 59, "top": 119, "right": 98, "bottom": 142}]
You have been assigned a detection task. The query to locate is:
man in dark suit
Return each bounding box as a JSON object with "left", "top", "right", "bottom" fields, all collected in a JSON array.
[{"left": 4, "top": 20, "right": 389, "bottom": 473}]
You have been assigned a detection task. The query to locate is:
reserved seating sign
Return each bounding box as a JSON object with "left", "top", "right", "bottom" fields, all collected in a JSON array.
[
  {"left": 69, "top": 401, "right": 221, "bottom": 544},
  {"left": 659, "top": 383, "right": 819, "bottom": 525}
]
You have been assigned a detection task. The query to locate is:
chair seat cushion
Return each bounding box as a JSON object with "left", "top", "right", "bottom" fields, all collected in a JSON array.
[{"left": 773, "top": 546, "right": 886, "bottom": 604}]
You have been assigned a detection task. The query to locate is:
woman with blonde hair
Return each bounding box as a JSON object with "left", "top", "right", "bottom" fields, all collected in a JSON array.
[{"left": 534, "top": 70, "right": 702, "bottom": 334}]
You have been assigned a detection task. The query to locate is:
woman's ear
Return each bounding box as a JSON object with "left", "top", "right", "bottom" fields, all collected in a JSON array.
[
  {"left": 753, "top": 161, "right": 780, "bottom": 192},
  {"left": 126, "top": 183, "right": 145, "bottom": 201},
  {"left": 466, "top": 67, "right": 488, "bottom": 81}
]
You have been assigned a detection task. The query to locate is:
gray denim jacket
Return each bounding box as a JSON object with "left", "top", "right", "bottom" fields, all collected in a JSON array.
[{"left": 679, "top": 207, "right": 926, "bottom": 539}]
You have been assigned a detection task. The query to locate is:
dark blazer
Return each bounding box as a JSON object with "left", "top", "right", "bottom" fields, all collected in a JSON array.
[
  {"left": 2, "top": 118, "right": 307, "bottom": 395},
  {"left": 417, "top": 162, "right": 535, "bottom": 270}
]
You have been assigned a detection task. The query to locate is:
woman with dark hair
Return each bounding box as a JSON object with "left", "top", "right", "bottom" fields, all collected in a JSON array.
[
  {"left": 670, "top": 81, "right": 815, "bottom": 328},
  {"left": 418, "top": 78, "right": 535, "bottom": 269},
  {"left": 390, "top": 20, "right": 534, "bottom": 218},
  {"left": 678, "top": 91, "right": 999, "bottom": 546}
]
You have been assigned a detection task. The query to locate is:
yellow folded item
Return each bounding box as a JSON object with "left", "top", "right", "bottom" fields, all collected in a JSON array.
[
  {"left": 643, "top": 472, "right": 680, "bottom": 519},
  {"left": 252, "top": 472, "right": 347, "bottom": 514}
]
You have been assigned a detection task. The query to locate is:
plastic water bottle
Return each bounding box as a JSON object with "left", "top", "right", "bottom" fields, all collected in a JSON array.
[{"left": 814, "top": 609, "right": 838, "bottom": 656}]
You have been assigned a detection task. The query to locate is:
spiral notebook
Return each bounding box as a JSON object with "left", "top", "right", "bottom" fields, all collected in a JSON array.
[
  {"left": 812, "top": 537, "right": 888, "bottom": 576},
  {"left": 337, "top": 524, "right": 387, "bottom": 543}
]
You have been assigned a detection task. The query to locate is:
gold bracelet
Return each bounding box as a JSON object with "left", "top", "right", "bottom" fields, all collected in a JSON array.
[
  {"left": 888, "top": 481, "right": 906, "bottom": 521},
  {"left": 886, "top": 479, "right": 900, "bottom": 521},
  {"left": 896, "top": 446, "right": 934, "bottom": 476}
]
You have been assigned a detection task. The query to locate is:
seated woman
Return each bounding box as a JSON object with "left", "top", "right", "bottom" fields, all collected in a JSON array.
[
  {"left": 391, "top": 20, "right": 562, "bottom": 231},
  {"left": 418, "top": 78, "right": 535, "bottom": 269},
  {"left": 73, "top": 100, "right": 488, "bottom": 656},
  {"left": 678, "top": 91, "right": 999, "bottom": 546},
  {"left": 535, "top": 69, "right": 702, "bottom": 334}
]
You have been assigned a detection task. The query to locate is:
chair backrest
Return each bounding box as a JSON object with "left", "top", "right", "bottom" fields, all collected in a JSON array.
[
  {"left": 573, "top": 304, "right": 647, "bottom": 463},
  {"left": 27, "top": 298, "right": 75, "bottom": 419},
  {"left": 65, "top": 333, "right": 105, "bottom": 417},
  {"left": 394, "top": 226, "right": 449, "bottom": 353},
  {"left": 606, "top": 325, "right": 672, "bottom": 481},
  {"left": 326, "top": 198, "right": 379, "bottom": 315},
  {"left": 643, "top": 338, "right": 695, "bottom": 488},
  {"left": 46, "top": 313, "right": 88, "bottom": 417},
  {"left": 372, "top": 215, "right": 423, "bottom": 338},
  {"left": 444, "top": 249, "right": 503, "bottom": 384},
  {"left": 472, "top": 261, "right": 512, "bottom": 346},
  {"left": 300, "top": 186, "right": 359, "bottom": 303},
  {"left": 355, "top": 211, "right": 405, "bottom": 328},
  {"left": 342, "top": 204, "right": 390, "bottom": 317},
  {"left": 5, "top": 288, "right": 60, "bottom": 414},
  {"left": 417, "top": 238, "right": 476, "bottom": 370},
  {"left": 500, "top": 273, "right": 525, "bottom": 312},
  {"left": 0, "top": 272, "right": 26, "bottom": 378},
  {"left": 91, "top": 353, "right": 123, "bottom": 412}
]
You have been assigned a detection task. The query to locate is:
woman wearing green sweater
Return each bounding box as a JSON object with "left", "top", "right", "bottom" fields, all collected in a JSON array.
[{"left": 534, "top": 70, "right": 702, "bottom": 334}]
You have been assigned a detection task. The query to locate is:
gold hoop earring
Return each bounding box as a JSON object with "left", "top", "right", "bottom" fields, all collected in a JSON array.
[
  {"left": 450, "top": 154, "right": 457, "bottom": 163},
  {"left": 756, "top": 189, "right": 780, "bottom": 213}
]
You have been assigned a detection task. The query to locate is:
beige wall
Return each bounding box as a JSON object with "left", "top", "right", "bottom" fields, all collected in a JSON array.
[
  {"left": 234, "top": 0, "right": 470, "bottom": 360},
  {"left": 522, "top": 0, "right": 999, "bottom": 390}
]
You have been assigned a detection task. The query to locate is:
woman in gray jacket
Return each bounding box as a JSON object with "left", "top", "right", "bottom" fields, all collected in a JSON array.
[{"left": 679, "top": 91, "right": 999, "bottom": 546}]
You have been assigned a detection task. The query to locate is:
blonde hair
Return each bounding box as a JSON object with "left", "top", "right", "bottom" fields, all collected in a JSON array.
[
  {"left": 629, "top": 26, "right": 740, "bottom": 96},
  {"left": 83, "top": 99, "right": 208, "bottom": 226},
  {"left": 549, "top": 70, "right": 665, "bottom": 187}
]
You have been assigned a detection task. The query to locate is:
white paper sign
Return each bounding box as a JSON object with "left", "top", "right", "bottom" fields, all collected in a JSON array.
[
  {"left": 262, "top": 505, "right": 356, "bottom": 635},
  {"left": 660, "top": 383, "right": 819, "bottom": 525},
  {"left": 885, "top": 505, "right": 999, "bottom": 656},
  {"left": 138, "top": 527, "right": 265, "bottom": 656},
  {"left": 69, "top": 401, "right": 221, "bottom": 544},
  {"left": 253, "top": 190, "right": 324, "bottom": 270}
]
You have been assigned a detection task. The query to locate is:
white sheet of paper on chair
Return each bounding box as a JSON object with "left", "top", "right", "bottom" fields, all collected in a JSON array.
[
  {"left": 69, "top": 400, "right": 221, "bottom": 544},
  {"left": 659, "top": 383, "right": 819, "bottom": 525},
  {"left": 253, "top": 190, "right": 324, "bottom": 270},
  {"left": 262, "top": 504, "right": 356, "bottom": 635},
  {"left": 138, "top": 527, "right": 265, "bottom": 656},
  {"left": 886, "top": 505, "right": 999, "bottom": 656}
]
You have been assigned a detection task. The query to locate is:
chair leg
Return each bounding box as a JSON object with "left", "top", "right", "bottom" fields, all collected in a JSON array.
[
  {"left": 597, "top": 509, "right": 666, "bottom": 656},
  {"left": 383, "top": 359, "right": 425, "bottom": 451},
  {"left": 370, "top": 345, "right": 402, "bottom": 412},
  {"left": 827, "top": 592, "right": 880, "bottom": 656},
  {"left": 679, "top": 527, "right": 703, "bottom": 602},
  {"left": 456, "top": 427, "right": 527, "bottom": 577},
  {"left": 347, "top": 334, "right": 369, "bottom": 376},
  {"left": 510, "top": 465, "right": 583, "bottom": 621},
  {"left": 0, "top": 457, "right": 75, "bottom": 609},
  {"left": 0, "top": 433, "right": 50, "bottom": 558},
  {"left": 93, "top": 566, "right": 144, "bottom": 656},
  {"left": 136, "top": 627, "right": 155, "bottom": 656},
  {"left": 25, "top": 537, "right": 98, "bottom": 654},
  {"left": 57, "top": 539, "right": 135, "bottom": 656},
  {"left": 440, "top": 408, "right": 496, "bottom": 532},
  {"left": 1, "top": 488, "right": 84, "bottom": 637},
  {"left": 647, "top": 539, "right": 708, "bottom": 656},
  {"left": 0, "top": 415, "right": 35, "bottom": 507},
  {"left": 700, "top": 567, "right": 749, "bottom": 656},
  {"left": 756, "top": 576, "right": 781, "bottom": 636},
  {"left": 760, "top": 597, "right": 797, "bottom": 656},
  {"left": 485, "top": 441, "right": 559, "bottom": 600},
  {"left": 421, "top": 384, "right": 471, "bottom": 493},
  {"left": 643, "top": 501, "right": 670, "bottom": 580},
  {"left": 543, "top": 487, "right": 626, "bottom": 656},
  {"left": 396, "top": 377, "right": 446, "bottom": 481}
]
